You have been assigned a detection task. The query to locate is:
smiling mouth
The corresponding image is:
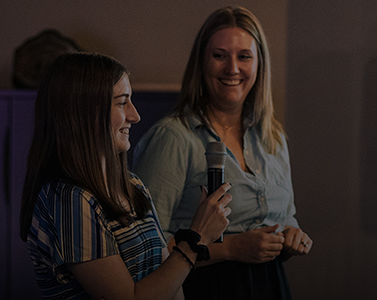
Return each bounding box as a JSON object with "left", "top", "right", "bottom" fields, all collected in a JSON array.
[
  {"left": 220, "top": 79, "right": 242, "bottom": 86},
  {"left": 120, "top": 128, "right": 129, "bottom": 134}
]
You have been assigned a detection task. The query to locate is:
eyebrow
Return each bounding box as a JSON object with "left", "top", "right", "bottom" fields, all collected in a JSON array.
[
  {"left": 113, "top": 93, "right": 130, "bottom": 99},
  {"left": 213, "top": 47, "right": 252, "bottom": 52}
]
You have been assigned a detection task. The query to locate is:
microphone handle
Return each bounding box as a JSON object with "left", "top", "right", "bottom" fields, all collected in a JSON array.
[{"left": 208, "top": 168, "right": 224, "bottom": 243}]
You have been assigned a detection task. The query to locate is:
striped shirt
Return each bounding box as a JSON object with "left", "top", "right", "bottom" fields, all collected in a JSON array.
[{"left": 27, "top": 172, "right": 167, "bottom": 300}]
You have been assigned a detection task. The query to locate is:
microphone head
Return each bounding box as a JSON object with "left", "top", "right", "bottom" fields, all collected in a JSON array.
[{"left": 206, "top": 141, "right": 227, "bottom": 169}]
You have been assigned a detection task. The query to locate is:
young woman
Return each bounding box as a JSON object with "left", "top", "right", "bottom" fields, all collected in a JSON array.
[{"left": 19, "top": 52, "right": 232, "bottom": 300}]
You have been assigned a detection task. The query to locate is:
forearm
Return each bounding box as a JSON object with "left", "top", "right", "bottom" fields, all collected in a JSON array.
[
  {"left": 170, "top": 226, "right": 288, "bottom": 266},
  {"left": 136, "top": 241, "right": 196, "bottom": 300},
  {"left": 166, "top": 235, "right": 232, "bottom": 267},
  {"left": 196, "top": 235, "right": 234, "bottom": 266},
  {"left": 70, "top": 244, "right": 195, "bottom": 300}
]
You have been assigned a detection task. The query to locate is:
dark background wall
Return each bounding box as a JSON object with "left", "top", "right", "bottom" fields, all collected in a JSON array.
[
  {"left": 0, "top": 0, "right": 288, "bottom": 122},
  {"left": 1, "top": 0, "right": 376, "bottom": 299},
  {"left": 284, "top": 1, "right": 377, "bottom": 299}
]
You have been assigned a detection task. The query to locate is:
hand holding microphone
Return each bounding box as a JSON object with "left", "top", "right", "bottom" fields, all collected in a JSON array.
[
  {"left": 205, "top": 141, "right": 228, "bottom": 243},
  {"left": 188, "top": 141, "right": 231, "bottom": 247}
]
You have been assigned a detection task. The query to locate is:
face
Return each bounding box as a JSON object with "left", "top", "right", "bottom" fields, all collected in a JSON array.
[
  {"left": 111, "top": 74, "right": 140, "bottom": 153},
  {"left": 203, "top": 27, "right": 259, "bottom": 110}
]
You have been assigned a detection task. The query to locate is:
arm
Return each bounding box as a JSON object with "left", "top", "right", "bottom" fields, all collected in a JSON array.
[
  {"left": 68, "top": 244, "right": 191, "bottom": 300},
  {"left": 132, "top": 121, "right": 190, "bottom": 241},
  {"left": 161, "top": 247, "right": 184, "bottom": 300},
  {"left": 69, "top": 183, "right": 232, "bottom": 300},
  {"left": 281, "top": 136, "right": 300, "bottom": 229},
  {"left": 277, "top": 137, "right": 313, "bottom": 260},
  {"left": 167, "top": 224, "right": 286, "bottom": 265}
]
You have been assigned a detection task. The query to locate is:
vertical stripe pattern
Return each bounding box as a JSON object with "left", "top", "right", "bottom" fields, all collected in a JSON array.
[{"left": 27, "top": 172, "right": 167, "bottom": 299}]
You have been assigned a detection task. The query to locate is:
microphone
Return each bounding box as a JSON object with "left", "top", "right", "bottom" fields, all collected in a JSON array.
[{"left": 205, "top": 141, "right": 227, "bottom": 243}]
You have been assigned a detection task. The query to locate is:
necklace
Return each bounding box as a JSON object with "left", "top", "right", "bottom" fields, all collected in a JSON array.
[
  {"left": 209, "top": 113, "right": 242, "bottom": 132},
  {"left": 223, "top": 125, "right": 236, "bottom": 131}
]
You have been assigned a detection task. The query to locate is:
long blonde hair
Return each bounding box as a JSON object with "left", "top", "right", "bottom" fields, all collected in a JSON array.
[{"left": 174, "top": 5, "right": 284, "bottom": 154}]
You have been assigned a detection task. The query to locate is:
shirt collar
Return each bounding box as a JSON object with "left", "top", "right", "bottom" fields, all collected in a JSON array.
[{"left": 186, "top": 110, "right": 255, "bottom": 132}]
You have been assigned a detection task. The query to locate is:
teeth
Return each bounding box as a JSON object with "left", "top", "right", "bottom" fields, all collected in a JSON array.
[
  {"left": 220, "top": 79, "right": 242, "bottom": 86},
  {"left": 120, "top": 128, "right": 129, "bottom": 134}
]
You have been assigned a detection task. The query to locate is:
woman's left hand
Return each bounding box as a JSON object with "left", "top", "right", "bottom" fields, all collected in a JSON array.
[{"left": 281, "top": 226, "right": 313, "bottom": 260}]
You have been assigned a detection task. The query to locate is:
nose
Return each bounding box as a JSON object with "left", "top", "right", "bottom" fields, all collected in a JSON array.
[
  {"left": 225, "top": 56, "right": 240, "bottom": 75},
  {"left": 126, "top": 101, "right": 141, "bottom": 124}
]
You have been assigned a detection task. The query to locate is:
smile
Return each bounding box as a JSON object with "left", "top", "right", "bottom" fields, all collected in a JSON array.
[
  {"left": 120, "top": 128, "right": 129, "bottom": 134},
  {"left": 220, "top": 79, "right": 242, "bottom": 86}
]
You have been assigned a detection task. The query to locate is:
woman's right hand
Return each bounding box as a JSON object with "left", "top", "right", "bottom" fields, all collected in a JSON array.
[
  {"left": 226, "top": 225, "right": 285, "bottom": 264},
  {"left": 189, "top": 183, "right": 232, "bottom": 246}
]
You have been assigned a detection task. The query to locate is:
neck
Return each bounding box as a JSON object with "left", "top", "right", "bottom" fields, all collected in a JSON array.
[{"left": 207, "top": 106, "right": 243, "bottom": 132}]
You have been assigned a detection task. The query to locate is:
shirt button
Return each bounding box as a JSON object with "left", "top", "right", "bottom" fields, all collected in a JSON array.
[
  {"left": 260, "top": 197, "right": 265, "bottom": 201},
  {"left": 255, "top": 219, "right": 261, "bottom": 224},
  {"left": 255, "top": 169, "right": 260, "bottom": 174},
  {"left": 245, "top": 150, "right": 249, "bottom": 155}
]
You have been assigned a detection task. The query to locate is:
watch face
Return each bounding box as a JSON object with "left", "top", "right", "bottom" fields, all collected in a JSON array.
[{"left": 174, "top": 229, "right": 210, "bottom": 261}]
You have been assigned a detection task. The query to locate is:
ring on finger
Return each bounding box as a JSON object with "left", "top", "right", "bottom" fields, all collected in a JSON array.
[{"left": 301, "top": 241, "right": 308, "bottom": 248}]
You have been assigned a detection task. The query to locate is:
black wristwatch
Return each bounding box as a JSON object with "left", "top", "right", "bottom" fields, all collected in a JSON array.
[{"left": 174, "top": 229, "right": 210, "bottom": 261}]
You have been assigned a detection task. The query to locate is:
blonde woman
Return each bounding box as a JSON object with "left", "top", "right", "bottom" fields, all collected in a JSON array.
[{"left": 133, "top": 6, "right": 312, "bottom": 300}]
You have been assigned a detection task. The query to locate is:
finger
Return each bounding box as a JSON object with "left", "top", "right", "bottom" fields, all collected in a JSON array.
[
  {"left": 198, "top": 185, "right": 208, "bottom": 204},
  {"left": 292, "top": 232, "right": 303, "bottom": 250},
  {"left": 218, "top": 193, "right": 232, "bottom": 209},
  {"left": 259, "top": 224, "right": 280, "bottom": 234},
  {"left": 208, "top": 182, "right": 232, "bottom": 203},
  {"left": 300, "top": 237, "right": 312, "bottom": 254},
  {"left": 266, "top": 250, "right": 282, "bottom": 259},
  {"left": 289, "top": 235, "right": 304, "bottom": 254},
  {"left": 283, "top": 228, "right": 299, "bottom": 248},
  {"left": 305, "top": 240, "right": 313, "bottom": 253},
  {"left": 300, "top": 244, "right": 309, "bottom": 255},
  {"left": 289, "top": 231, "right": 307, "bottom": 254},
  {"left": 267, "top": 242, "right": 284, "bottom": 252},
  {"left": 272, "top": 236, "right": 285, "bottom": 246},
  {"left": 223, "top": 206, "right": 232, "bottom": 218}
]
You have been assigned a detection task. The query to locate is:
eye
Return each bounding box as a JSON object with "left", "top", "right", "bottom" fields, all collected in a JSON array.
[
  {"left": 239, "top": 54, "right": 253, "bottom": 60},
  {"left": 213, "top": 53, "right": 226, "bottom": 60},
  {"left": 114, "top": 95, "right": 130, "bottom": 107}
]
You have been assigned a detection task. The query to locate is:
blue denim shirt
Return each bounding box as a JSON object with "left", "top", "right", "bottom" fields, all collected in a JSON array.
[{"left": 132, "top": 114, "right": 299, "bottom": 241}]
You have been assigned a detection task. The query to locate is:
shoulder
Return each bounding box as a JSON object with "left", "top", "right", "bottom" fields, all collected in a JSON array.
[
  {"left": 134, "top": 116, "right": 192, "bottom": 154},
  {"left": 148, "top": 116, "right": 190, "bottom": 140},
  {"left": 38, "top": 180, "right": 103, "bottom": 217},
  {"left": 247, "top": 127, "right": 290, "bottom": 163},
  {"left": 39, "top": 180, "right": 82, "bottom": 204},
  {"left": 129, "top": 172, "right": 147, "bottom": 191},
  {"left": 268, "top": 133, "right": 291, "bottom": 173},
  {"left": 276, "top": 133, "right": 290, "bottom": 158},
  {"left": 53, "top": 180, "right": 96, "bottom": 202},
  {"left": 129, "top": 172, "right": 152, "bottom": 201}
]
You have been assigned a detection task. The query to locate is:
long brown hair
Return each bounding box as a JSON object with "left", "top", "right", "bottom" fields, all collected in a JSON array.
[
  {"left": 174, "top": 5, "right": 284, "bottom": 154},
  {"left": 20, "top": 53, "right": 150, "bottom": 241}
]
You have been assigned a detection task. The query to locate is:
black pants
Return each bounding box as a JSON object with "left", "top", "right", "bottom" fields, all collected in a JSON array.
[{"left": 183, "top": 257, "right": 292, "bottom": 300}]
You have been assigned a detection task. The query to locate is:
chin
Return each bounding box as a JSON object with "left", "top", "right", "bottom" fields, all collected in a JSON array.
[{"left": 116, "top": 143, "right": 131, "bottom": 153}]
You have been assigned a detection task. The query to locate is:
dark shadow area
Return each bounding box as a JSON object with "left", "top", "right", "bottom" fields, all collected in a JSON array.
[
  {"left": 360, "top": 56, "right": 377, "bottom": 235},
  {"left": 285, "top": 50, "right": 355, "bottom": 236}
]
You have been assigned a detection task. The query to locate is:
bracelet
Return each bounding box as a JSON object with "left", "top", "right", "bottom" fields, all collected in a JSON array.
[
  {"left": 173, "top": 246, "right": 195, "bottom": 269},
  {"left": 174, "top": 229, "right": 210, "bottom": 261}
]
